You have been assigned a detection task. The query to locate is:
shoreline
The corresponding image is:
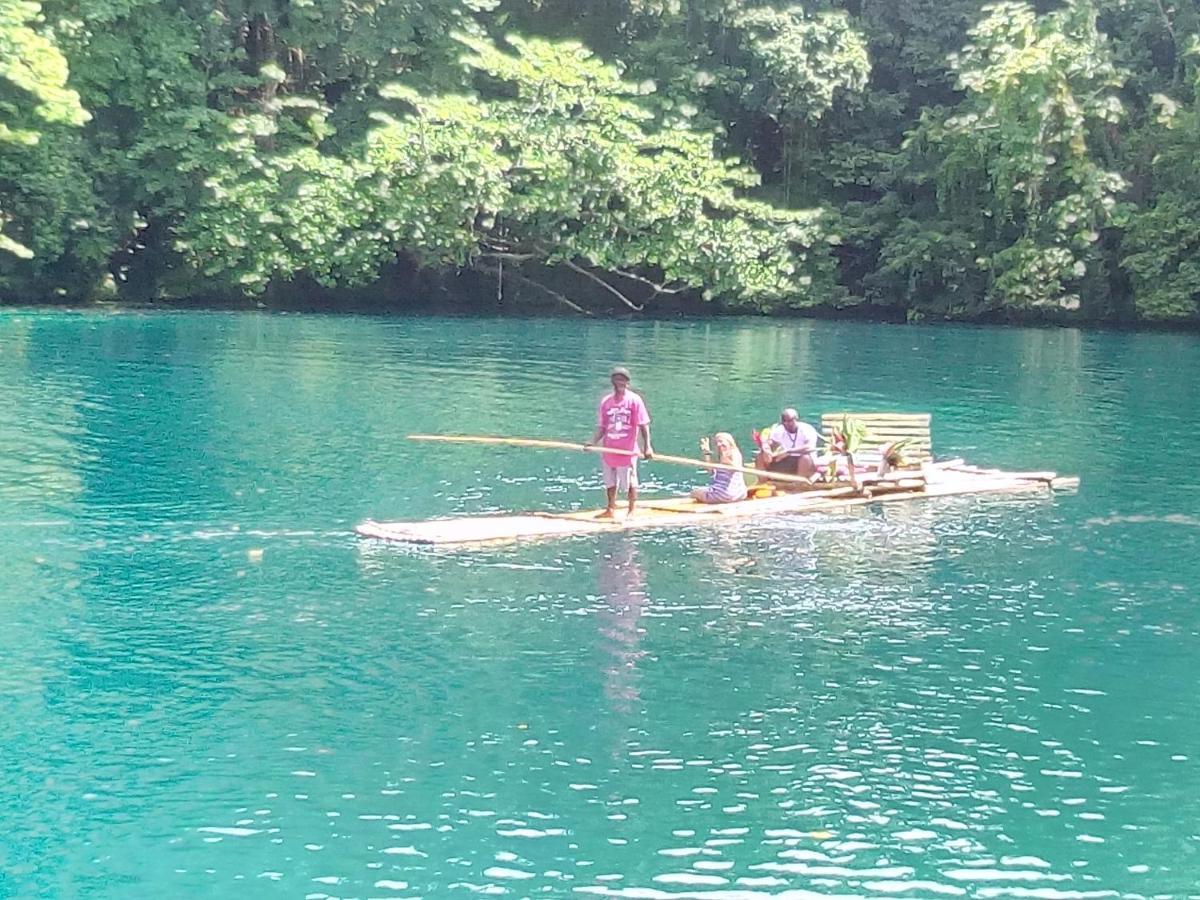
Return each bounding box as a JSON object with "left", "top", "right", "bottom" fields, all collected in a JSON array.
[{"left": 3, "top": 295, "right": 1199, "bottom": 335}]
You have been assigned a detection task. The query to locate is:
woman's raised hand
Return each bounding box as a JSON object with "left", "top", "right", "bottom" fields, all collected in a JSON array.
[{"left": 699, "top": 436, "right": 712, "bottom": 455}]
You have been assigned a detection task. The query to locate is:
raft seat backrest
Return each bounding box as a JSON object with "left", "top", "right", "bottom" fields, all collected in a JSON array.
[{"left": 820, "top": 413, "right": 933, "bottom": 464}]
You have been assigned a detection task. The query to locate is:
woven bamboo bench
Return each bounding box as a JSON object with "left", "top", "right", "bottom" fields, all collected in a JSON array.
[{"left": 820, "top": 412, "right": 933, "bottom": 467}]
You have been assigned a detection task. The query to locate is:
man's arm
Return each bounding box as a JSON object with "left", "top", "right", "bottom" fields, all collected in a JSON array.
[
  {"left": 763, "top": 426, "right": 785, "bottom": 461},
  {"left": 638, "top": 424, "right": 653, "bottom": 459}
]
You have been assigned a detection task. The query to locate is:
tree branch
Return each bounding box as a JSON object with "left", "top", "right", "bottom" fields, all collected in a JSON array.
[
  {"left": 479, "top": 251, "right": 539, "bottom": 262},
  {"left": 1153, "top": 0, "right": 1184, "bottom": 86},
  {"left": 476, "top": 262, "right": 592, "bottom": 315},
  {"left": 1154, "top": 0, "right": 1177, "bottom": 49},
  {"left": 610, "top": 268, "right": 690, "bottom": 295},
  {"left": 561, "top": 259, "right": 645, "bottom": 311}
]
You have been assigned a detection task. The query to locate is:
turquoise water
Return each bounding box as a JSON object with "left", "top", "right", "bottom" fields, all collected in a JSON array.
[{"left": 1, "top": 310, "right": 1199, "bottom": 898}]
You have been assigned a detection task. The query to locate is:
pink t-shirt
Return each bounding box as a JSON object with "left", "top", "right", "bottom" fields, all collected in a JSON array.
[{"left": 598, "top": 390, "right": 650, "bottom": 468}]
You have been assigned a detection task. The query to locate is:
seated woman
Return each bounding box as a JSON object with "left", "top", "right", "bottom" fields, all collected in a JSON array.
[{"left": 691, "top": 433, "right": 749, "bottom": 504}]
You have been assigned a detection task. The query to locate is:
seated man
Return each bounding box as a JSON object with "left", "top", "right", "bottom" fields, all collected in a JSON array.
[{"left": 756, "top": 408, "right": 821, "bottom": 482}]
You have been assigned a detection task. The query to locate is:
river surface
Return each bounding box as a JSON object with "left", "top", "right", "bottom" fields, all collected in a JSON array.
[{"left": 1, "top": 310, "right": 1198, "bottom": 899}]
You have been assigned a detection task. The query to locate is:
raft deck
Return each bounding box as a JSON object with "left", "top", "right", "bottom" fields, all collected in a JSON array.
[{"left": 356, "top": 464, "right": 1079, "bottom": 547}]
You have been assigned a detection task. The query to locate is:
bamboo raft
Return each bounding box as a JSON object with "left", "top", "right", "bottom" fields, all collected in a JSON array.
[
  {"left": 356, "top": 414, "right": 1079, "bottom": 547},
  {"left": 356, "top": 464, "right": 1079, "bottom": 546}
]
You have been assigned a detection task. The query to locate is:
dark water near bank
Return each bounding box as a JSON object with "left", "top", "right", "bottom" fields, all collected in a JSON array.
[{"left": 1, "top": 310, "right": 1198, "bottom": 898}]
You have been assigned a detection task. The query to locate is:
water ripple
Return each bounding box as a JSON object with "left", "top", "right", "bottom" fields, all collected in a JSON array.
[{"left": 2, "top": 312, "right": 1199, "bottom": 897}]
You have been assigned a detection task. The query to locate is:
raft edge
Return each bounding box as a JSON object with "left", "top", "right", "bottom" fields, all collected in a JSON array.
[{"left": 356, "top": 468, "right": 1080, "bottom": 547}]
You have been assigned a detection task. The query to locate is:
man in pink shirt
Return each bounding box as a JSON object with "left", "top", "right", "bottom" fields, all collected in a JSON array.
[{"left": 587, "top": 367, "right": 653, "bottom": 519}]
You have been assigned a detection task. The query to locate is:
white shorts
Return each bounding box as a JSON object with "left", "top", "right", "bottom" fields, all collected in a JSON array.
[{"left": 602, "top": 461, "right": 638, "bottom": 492}]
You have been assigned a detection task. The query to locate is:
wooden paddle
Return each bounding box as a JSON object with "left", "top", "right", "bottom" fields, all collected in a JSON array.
[{"left": 407, "top": 433, "right": 824, "bottom": 487}]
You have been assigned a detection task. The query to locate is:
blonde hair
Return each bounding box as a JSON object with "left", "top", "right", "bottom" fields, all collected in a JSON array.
[{"left": 714, "top": 432, "right": 742, "bottom": 465}]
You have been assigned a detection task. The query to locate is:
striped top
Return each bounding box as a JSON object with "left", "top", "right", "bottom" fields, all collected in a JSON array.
[{"left": 707, "top": 451, "right": 748, "bottom": 502}]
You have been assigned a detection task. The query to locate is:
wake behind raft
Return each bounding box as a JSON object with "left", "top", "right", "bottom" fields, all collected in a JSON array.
[{"left": 354, "top": 430, "right": 1079, "bottom": 548}]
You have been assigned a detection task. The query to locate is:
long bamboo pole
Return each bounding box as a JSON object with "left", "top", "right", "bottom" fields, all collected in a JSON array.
[{"left": 407, "top": 433, "right": 823, "bottom": 487}]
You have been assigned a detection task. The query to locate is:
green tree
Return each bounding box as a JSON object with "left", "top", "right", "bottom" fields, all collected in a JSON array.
[
  {"left": 732, "top": 5, "right": 869, "bottom": 205},
  {"left": 177, "top": 34, "right": 840, "bottom": 311},
  {"left": 6, "top": 0, "right": 1200, "bottom": 322},
  {"left": 1120, "top": 71, "right": 1200, "bottom": 321},
  {"left": 0, "top": 0, "right": 88, "bottom": 257},
  {"left": 876, "top": 0, "right": 1127, "bottom": 315}
]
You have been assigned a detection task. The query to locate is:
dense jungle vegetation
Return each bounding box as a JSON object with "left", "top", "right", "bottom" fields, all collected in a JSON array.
[{"left": 4, "top": 0, "right": 1200, "bottom": 322}]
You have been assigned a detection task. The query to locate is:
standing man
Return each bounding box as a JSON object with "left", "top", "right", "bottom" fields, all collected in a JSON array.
[
  {"left": 588, "top": 367, "right": 653, "bottom": 519},
  {"left": 756, "top": 408, "right": 820, "bottom": 481}
]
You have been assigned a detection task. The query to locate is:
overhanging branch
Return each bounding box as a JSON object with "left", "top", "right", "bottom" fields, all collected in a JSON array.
[
  {"left": 562, "top": 259, "right": 645, "bottom": 311},
  {"left": 610, "top": 268, "right": 689, "bottom": 295},
  {"left": 479, "top": 250, "right": 539, "bottom": 262},
  {"left": 477, "top": 262, "right": 592, "bottom": 316}
]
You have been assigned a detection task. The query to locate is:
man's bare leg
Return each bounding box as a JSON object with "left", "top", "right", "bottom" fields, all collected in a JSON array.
[
  {"left": 755, "top": 451, "right": 787, "bottom": 487},
  {"left": 626, "top": 486, "right": 637, "bottom": 518},
  {"left": 796, "top": 455, "right": 820, "bottom": 481},
  {"left": 597, "top": 486, "right": 618, "bottom": 518}
]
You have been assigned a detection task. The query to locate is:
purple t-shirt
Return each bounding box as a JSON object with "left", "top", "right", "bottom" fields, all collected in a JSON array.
[{"left": 598, "top": 390, "right": 650, "bottom": 468}]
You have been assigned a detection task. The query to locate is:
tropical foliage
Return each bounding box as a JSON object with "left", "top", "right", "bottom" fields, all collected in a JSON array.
[
  {"left": 3, "top": 0, "right": 1200, "bottom": 323},
  {"left": 0, "top": 0, "right": 88, "bottom": 257}
]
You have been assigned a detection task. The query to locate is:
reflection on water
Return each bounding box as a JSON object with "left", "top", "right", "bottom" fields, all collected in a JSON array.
[
  {"left": 596, "top": 538, "right": 648, "bottom": 714},
  {"left": 0, "top": 310, "right": 1199, "bottom": 897}
]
